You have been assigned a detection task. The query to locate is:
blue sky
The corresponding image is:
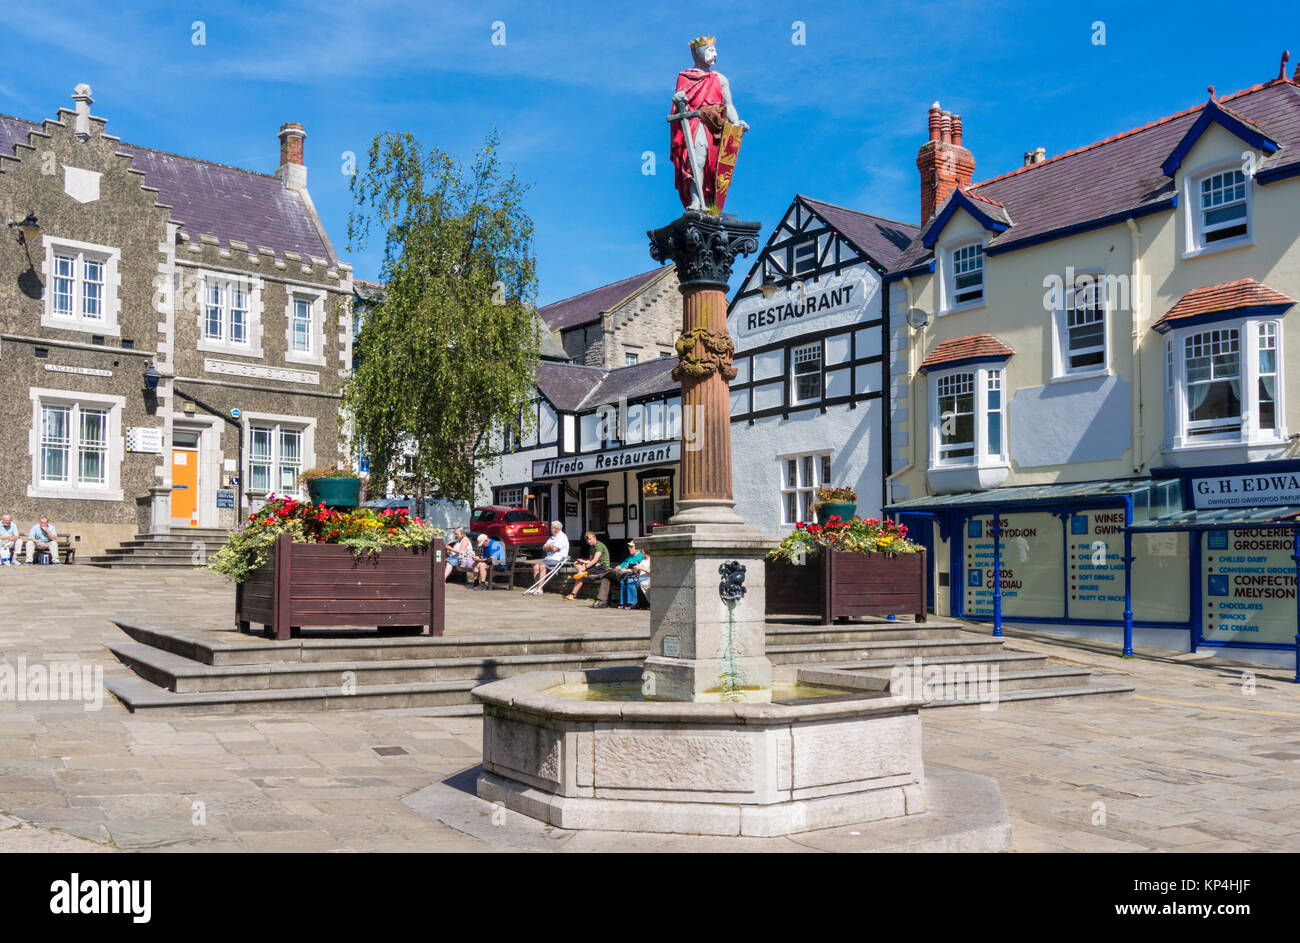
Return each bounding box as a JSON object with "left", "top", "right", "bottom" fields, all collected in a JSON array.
[{"left": 2, "top": 1, "right": 1294, "bottom": 303}]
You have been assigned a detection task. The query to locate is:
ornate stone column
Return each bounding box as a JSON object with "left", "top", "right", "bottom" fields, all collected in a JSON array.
[
  {"left": 649, "top": 211, "right": 761, "bottom": 525},
  {"left": 642, "top": 210, "right": 771, "bottom": 701}
]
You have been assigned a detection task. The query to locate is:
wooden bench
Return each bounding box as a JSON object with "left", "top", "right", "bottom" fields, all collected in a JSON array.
[
  {"left": 26, "top": 535, "right": 75, "bottom": 564},
  {"left": 488, "top": 546, "right": 518, "bottom": 590}
]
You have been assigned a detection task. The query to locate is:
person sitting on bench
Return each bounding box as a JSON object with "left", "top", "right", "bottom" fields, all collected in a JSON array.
[
  {"left": 565, "top": 530, "right": 610, "bottom": 600},
  {"left": 444, "top": 526, "right": 473, "bottom": 581},
  {"left": 530, "top": 521, "right": 569, "bottom": 585},
  {"left": 470, "top": 533, "right": 506, "bottom": 589},
  {"left": 591, "top": 539, "right": 644, "bottom": 609},
  {"left": 619, "top": 554, "right": 651, "bottom": 609},
  {"left": 26, "top": 516, "right": 61, "bottom": 565},
  {"left": 0, "top": 514, "right": 19, "bottom": 566}
]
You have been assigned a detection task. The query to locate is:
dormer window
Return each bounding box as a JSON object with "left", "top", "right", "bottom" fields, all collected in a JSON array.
[
  {"left": 941, "top": 240, "right": 985, "bottom": 313},
  {"left": 1185, "top": 161, "right": 1253, "bottom": 256},
  {"left": 1199, "top": 169, "right": 1248, "bottom": 244}
]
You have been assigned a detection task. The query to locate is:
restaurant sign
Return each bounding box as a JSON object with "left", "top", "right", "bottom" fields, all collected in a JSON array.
[{"left": 533, "top": 441, "right": 680, "bottom": 480}]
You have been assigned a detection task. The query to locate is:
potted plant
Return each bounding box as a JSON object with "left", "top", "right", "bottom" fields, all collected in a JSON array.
[
  {"left": 300, "top": 464, "right": 361, "bottom": 508},
  {"left": 814, "top": 485, "right": 858, "bottom": 523},
  {"left": 209, "top": 495, "right": 446, "bottom": 639},
  {"left": 765, "top": 516, "right": 927, "bottom": 623}
]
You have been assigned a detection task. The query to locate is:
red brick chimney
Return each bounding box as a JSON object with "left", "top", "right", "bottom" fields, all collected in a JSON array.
[
  {"left": 916, "top": 102, "right": 975, "bottom": 224},
  {"left": 277, "top": 122, "right": 307, "bottom": 191}
]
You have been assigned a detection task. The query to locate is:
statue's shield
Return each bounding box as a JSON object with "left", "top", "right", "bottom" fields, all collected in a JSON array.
[{"left": 714, "top": 122, "right": 744, "bottom": 211}]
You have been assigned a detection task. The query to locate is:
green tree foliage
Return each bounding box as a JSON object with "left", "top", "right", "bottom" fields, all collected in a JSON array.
[{"left": 345, "top": 131, "right": 540, "bottom": 506}]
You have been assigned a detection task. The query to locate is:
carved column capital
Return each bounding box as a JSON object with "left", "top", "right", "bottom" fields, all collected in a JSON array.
[{"left": 648, "top": 211, "right": 762, "bottom": 293}]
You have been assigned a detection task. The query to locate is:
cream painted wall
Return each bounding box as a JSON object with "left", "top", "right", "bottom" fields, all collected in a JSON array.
[{"left": 890, "top": 126, "right": 1300, "bottom": 504}]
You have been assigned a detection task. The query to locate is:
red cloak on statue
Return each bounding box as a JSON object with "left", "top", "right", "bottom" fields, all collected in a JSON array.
[{"left": 671, "top": 68, "right": 726, "bottom": 208}]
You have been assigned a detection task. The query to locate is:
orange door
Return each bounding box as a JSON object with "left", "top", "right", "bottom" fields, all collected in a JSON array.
[{"left": 170, "top": 448, "right": 198, "bottom": 523}]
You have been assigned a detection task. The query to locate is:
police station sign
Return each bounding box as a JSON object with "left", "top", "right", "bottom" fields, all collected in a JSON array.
[
  {"left": 1192, "top": 472, "right": 1300, "bottom": 509},
  {"left": 533, "top": 441, "right": 680, "bottom": 480}
]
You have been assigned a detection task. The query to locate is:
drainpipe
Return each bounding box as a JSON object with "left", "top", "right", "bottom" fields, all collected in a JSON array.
[
  {"left": 884, "top": 276, "right": 920, "bottom": 501},
  {"left": 1126, "top": 218, "right": 1144, "bottom": 473}
]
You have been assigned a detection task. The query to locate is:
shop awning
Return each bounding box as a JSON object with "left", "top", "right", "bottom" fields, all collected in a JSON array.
[
  {"left": 1126, "top": 505, "right": 1300, "bottom": 532},
  {"left": 887, "top": 477, "right": 1173, "bottom": 513}
]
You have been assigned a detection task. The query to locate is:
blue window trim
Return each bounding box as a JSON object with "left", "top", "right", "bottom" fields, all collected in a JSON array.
[
  {"left": 920, "top": 190, "right": 1010, "bottom": 250},
  {"left": 1160, "top": 99, "right": 1279, "bottom": 177}
]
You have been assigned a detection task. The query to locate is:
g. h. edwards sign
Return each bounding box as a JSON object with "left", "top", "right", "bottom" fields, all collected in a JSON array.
[
  {"left": 533, "top": 441, "right": 680, "bottom": 480},
  {"left": 1193, "top": 472, "right": 1300, "bottom": 508}
]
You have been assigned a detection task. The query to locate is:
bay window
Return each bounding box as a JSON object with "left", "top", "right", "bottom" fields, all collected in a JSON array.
[
  {"left": 1166, "top": 319, "right": 1284, "bottom": 448},
  {"left": 928, "top": 364, "right": 1008, "bottom": 471}
]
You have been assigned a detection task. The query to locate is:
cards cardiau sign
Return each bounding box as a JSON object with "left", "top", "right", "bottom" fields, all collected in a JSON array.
[
  {"left": 204, "top": 359, "right": 319, "bottom": 385},
  {"left": 1193, "top": 472, "right": 1300, "bottom": 509},
  {"left": 533, "top": 441, "right": 681, "bottom": 480},
  {"left": 734, "top": 278, "right": 866, "bottom": 339}
]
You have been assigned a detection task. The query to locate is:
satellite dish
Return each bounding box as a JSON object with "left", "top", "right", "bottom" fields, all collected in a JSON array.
[{"left": 905, "top": 308, "right": 929, "bottom": 330}]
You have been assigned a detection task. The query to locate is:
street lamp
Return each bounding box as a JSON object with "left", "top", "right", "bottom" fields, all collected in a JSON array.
[{"left": 142, "top": 362, "right": 162, "bottom": 391}]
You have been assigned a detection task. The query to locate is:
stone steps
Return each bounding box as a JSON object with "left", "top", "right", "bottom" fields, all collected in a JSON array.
[
  {"left": 106, "top": 617, "right": 1133, "bottom": 715},
  {"left": 107, "top": 641, "right": 647, "bottom": 693},
  {"left": 84, "top": 530, "right": 228, "bottom": 568}
]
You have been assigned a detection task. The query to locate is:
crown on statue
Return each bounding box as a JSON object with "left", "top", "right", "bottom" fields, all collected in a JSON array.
[{"left": 689, "top": 35, "right": 716, "bottom": 51}]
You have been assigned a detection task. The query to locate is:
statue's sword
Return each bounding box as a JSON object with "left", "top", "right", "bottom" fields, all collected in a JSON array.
[{"left": 667, "top": 94, "right": 707, "bottom": 209}]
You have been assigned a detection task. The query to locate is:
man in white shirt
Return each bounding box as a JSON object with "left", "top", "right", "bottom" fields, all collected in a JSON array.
[
  {"left": 530, "top": 521, "right": 569, "bottom": 587},
  {"left": 0, "top": 514, "right": 19, "bottom": 565},
  {"left": 26, "top": 516, "right": 61, "bottom": 564}
]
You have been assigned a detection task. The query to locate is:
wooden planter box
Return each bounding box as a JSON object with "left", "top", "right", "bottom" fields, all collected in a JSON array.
[
  {"left": 766, "top": 550, "right": 927, "bottom": 624},
  {"left": 235, "top": 533, "right": 446, "bottom": 640}
]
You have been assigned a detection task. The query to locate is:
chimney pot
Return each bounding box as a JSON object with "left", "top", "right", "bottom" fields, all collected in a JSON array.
[
  {"left": 1024, "top": 151, "right": 1034, "bottom": 167},
  {"left": 928, "top": 102, "right": 942, "bottom": 143},
  {"left": 940, "top": 110, "right": 952, "bottom": 144},
  {"left": 951, "top": 114, "right": 963, "bottom": 146},
  {"left": 72, "top": 83, "right": 93, "bottom": 142},
  {"left": 917, "top": 104, "right": 976, "bottom": 223},
  {"left": 1034, "top": 146, "right": 1046, "bottom": 164}
]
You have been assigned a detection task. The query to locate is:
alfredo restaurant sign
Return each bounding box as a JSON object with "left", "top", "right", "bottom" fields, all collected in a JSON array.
[{"left": 533, "top": 441, "right": 681, "bottom": 480}]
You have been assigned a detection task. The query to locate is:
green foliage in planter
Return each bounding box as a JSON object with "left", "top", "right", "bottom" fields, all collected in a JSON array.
[
  {"left": 298, "top": 464, "right": 359, "bottom": 488},
  {"left": 208, "top": 495, "right": 444, "bottom": 584},
  {"left": 767, "top": 516, "right": 921, "bottom": 563}
]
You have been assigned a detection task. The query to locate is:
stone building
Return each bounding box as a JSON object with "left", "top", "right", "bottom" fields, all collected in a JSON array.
[
  {"left": 540, "top": 264, "right": 680, "bottom": 367},
  {"left": 0, "top": 84, "right": 351, "bottom": 558}
]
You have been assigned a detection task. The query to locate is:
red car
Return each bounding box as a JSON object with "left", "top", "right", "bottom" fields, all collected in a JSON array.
[{"left": 470, "top": 506, "right": 549, "bottom": 557}]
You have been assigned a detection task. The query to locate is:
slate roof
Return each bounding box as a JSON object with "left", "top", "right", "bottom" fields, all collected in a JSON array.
[
  {"left": 533, "top": 362, "right": 608, "bottom": 411},
  {"left": 797, "top": 196, "right": 919, "bottom": 268},
  {"left": 1152, "top": 278, "right": 1295, "bottom": 331},
  {"left": 533, "top": 357, "right": 677, "bottom": 413},
  {"left": 536, "top": 265, "right": 672, "bottom": 331},
  {"left": 919, "top": 333, "right": 1014, "bottom": 371},
  {"left": 890, "top": 78, "right": 1300, "bottom": 272},
  {"left": 0, "top": 112, "right": 333, "bottom": 263}
]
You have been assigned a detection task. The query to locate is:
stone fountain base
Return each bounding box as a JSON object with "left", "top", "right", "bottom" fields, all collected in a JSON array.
[{"left": 473, "top": 666, "right": 927, "bottom": 837}]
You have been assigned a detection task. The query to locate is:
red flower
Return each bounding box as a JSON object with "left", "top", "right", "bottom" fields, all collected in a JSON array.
[{"left": 795, "top": 521, "right": 805, "bottom": 529}]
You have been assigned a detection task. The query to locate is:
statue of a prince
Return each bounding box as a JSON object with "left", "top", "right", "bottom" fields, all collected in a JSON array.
[{"left": 669, "top": 35, "right": 749, "bottom": 212}]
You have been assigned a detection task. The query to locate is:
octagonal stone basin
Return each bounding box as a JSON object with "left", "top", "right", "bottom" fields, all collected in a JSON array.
[{"left": 473, "top": 665, "right": 927, "bottom": 837}]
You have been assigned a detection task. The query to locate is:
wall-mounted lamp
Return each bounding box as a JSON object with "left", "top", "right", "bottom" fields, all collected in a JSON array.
[
  {"left": 759, "top": 276, "right": 805, "bottom": 300},
  {"left": 142, "top": 362, "right": 162, "bottom": 391},
  {"left": 8, "top": 211, "right": 39, "bottom": 246}
]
